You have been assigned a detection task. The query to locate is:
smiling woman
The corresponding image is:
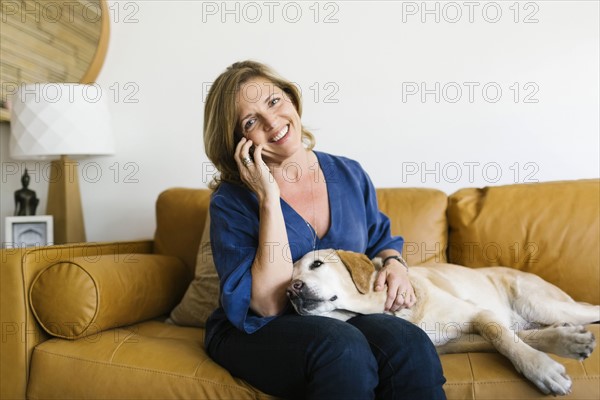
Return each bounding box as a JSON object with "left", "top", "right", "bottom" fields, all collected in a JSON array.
[
  {"left": 0, "top": 0, "right": 110, "bottom": 121},
  {"left": 202, "top": 60, "right": 446, "bottom": 399}
]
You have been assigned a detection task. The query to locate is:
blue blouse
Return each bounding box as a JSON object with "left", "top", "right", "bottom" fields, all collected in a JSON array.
[{"left": 206, "top": 151, "right": 404, "bottom": 337}]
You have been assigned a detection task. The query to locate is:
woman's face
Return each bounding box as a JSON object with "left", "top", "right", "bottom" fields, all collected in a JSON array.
[{"left": 236, "top": 77, "right": 303, "bottom": 163}]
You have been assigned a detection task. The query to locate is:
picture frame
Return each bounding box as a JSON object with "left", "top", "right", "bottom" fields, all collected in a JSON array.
[{"left": 5, "top": 215, "right": 54, "bottom": 248}]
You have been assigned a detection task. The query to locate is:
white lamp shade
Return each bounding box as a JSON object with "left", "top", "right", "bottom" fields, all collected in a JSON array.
[{"left": 10, "top": 83, "right": 115, "bottom": 159}]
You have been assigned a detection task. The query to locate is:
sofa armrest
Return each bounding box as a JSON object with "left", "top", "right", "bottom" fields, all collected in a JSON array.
[{"left": 1, "top": 240, "right": 154, "bottom": 400}]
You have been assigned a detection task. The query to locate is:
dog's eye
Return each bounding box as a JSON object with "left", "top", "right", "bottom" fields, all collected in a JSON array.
[{"left": 309, "top": 260, "right": 324, "bottom": 270}]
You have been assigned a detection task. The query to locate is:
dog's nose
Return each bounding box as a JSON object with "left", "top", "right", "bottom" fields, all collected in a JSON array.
[
  {"left": 286, "top": 279, "right": 305, "bottom": 299},
  {"left": 292, "top": 280, "right": 304, "bottom": 291}
]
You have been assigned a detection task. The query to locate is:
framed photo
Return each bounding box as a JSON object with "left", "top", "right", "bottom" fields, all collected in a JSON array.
[{"left": 5, "top": 216, "right": 54, "bottom": 248}]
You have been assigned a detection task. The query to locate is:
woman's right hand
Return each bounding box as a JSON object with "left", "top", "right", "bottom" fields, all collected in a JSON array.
[
  {"left": 234, "top": 138, "right": 280, "bottom": 202},
  {"left": 236, "top": 138, "right": 290, "bottom": 317}
]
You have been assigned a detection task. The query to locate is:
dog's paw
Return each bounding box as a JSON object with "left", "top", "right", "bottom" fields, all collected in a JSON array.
[
  {"left": 522, "top": 352, "right": 572, "bottom": 396},
  {"left": 553, "top": 324, "right": 596, "bottom": 360}
]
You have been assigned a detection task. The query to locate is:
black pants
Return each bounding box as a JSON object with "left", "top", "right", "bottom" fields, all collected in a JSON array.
[{"left": 206, "top": 313, "right": 447, "bottom": 399}]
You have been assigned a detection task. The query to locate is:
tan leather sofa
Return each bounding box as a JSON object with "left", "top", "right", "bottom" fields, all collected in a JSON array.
[{"left": 1, "top": 179, "right": 598, "bottom": 399}]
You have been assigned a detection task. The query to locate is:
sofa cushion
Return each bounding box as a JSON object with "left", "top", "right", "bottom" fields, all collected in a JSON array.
[
  {"left": 447, "top": 179, "right": 600, "bottom": 304},
  {"left": 441, "top": 324, "right": 600, "bottom": 399},
  {"left": 27, "top": 321, "right": 276, "bottom": 399},
  {"left": 30, "top": 254, "right": 188, "bottom": 339},
  {"left": 167, "top": 214, "right": 220, "bottom": 327},
  {"left": 27, "top": 320, "right": 599, "bottom": 399}
]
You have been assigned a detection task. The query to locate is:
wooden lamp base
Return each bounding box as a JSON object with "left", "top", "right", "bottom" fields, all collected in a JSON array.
[{"left": 46, "top": 155, "right": 86, "bottom": 244}]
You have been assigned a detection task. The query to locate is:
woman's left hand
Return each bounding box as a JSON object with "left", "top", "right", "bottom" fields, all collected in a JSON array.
[{"left": 374, "top": 259, "right": 416, "bottom": 311}]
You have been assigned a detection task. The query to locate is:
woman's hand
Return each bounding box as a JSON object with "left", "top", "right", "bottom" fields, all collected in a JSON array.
[
  {"left": 235, "top": 138, "right": 291, "bottom": 317},
  {"left": 374, "top": 259, "right": 416, "bottom": 311},
  {"left": 234, "top": 138, "right": 279, "bottom": 202}
]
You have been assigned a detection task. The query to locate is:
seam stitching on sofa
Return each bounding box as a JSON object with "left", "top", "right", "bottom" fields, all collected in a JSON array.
[
  {"left": 108, "top": 329, "right": 137, "bottom": 362},
  {"left": 466, "top": 352, "right": 475, "bottom": 399},
  {"left": 20, "top": 251, "right": 32, "bottom": 390},
  {"left": 467, "top": 376, "right": 600, "bottom": 385},
  {"left": 192, "top": 354, "right": 211, "bottom": 377},
  {"left": 33, "top": 348, "right": 257, "bottom": 393},
  {"left": 442, "top": 376, "right": 600, "bottom": 386}
]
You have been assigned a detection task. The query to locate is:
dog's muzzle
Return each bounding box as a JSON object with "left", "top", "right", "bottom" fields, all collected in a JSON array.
[
  {"left": 286, "top": 279, "right": 305, "bottom": 300},
  {"left": 286, "top": 280, "right": 324, "bottom": 314},
  {"left": 287, "top": 280, "right": 338, "bottom": 316}
]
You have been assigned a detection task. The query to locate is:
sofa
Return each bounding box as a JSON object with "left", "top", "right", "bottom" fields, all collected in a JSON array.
[{"left": 1, "top": 179, "right": 598, "bottom": 399}]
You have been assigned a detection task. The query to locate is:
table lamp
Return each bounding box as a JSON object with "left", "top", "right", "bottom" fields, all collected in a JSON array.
[{"left": 9, "top": 83, "right": 115, "bottom": 244}]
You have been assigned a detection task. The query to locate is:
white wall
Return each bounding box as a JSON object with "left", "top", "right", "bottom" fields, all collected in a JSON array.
[{"left": 1, "top": 0, "right": 598, "bottom": 244}]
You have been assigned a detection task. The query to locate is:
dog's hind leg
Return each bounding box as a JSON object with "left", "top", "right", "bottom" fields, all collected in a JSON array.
[
  {"left": 515, "top": 297, "right": 600, "bottom": 326},
  {"left": 472, "top": 310, "right": 572, "bottom": 396},
  {"left": 516, "top": 324, "right": 596, "bottom": 360},
  {"left": 511, "top": 273, "right": 600, "bottom": 325}
]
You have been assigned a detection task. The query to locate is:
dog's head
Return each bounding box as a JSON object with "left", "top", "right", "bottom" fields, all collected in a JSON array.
[{"left": 287, "top": 249, "right": 377, "bottom": 316}]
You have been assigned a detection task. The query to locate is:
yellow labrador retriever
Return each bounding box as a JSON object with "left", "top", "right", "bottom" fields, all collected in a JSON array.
[{"left": 287, "top": 249, "right": 599, "bottom": 396}]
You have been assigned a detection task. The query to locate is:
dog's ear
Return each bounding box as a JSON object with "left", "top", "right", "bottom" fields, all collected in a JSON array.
[{"left": 336, "top": 250, "right": 375, "bottom": 294}]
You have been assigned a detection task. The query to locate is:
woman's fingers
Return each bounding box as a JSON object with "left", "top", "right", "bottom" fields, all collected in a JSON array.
[
  {"left": 379, "top": 263, "right": 416, "bottom": 312},
  {"left": 235, "top": 138, "right": 253, "bottom": 163},
  {"left": 234, "top": 140, "right": 280, "bottom": 199},
  {"left": 390, "top": 286, "right": 415, "bottom": 311}
]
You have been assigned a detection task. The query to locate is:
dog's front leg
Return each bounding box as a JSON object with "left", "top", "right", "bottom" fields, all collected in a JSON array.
[
  {"left": 473, "top": 311, "right": 572, "bottom": 396},
  {"left": 516, "top": 323, "right": 596, "bottom": 360}
]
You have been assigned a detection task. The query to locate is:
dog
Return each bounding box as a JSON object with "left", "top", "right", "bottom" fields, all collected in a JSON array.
[{"left": 286, "top": 249, "right": 599, "bottom": 396}]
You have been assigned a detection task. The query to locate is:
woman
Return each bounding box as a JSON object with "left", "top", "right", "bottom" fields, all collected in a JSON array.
[{"left": 203, "top": 60, "right": 446, "bottom": 399}]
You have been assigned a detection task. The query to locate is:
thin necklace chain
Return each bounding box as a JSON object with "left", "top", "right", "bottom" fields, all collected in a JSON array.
[
  {"left": 307, "top": 150, "right": 318, "bottom": 250},
  {"left": 305, "top": 220, "right": 317, "bottom": 250},
  {"left": 280, "top": 151, "right": 318, "bottom": 250}
]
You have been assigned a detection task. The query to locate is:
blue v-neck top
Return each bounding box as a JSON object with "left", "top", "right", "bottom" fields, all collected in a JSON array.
[{"left": 206, "top": 151, "right": 404, "bottom": 337}]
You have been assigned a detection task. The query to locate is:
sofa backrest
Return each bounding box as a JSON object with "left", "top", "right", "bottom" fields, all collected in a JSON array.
[
  {"left": 376, "top": 188, "right": 448, "bottom": 265},
  {"left": 447, "top": 179, "right": 599, "bottom": 305},
  {"left": 153, "top": 187, "right": 450, "bottom": 274},
  {"left": 154, "top": 188, "right": 212, "bottom": 274}
]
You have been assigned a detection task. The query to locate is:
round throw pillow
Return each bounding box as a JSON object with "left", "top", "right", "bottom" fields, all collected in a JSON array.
[{"left": 30, "top": 254, "right": 188, "bottom": 339}]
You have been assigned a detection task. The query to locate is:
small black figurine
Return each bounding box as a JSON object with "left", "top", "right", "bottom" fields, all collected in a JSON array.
[{"left": 14, "top": 169, "right": 39, "bottom": 216}]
